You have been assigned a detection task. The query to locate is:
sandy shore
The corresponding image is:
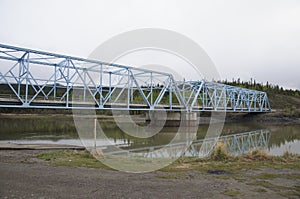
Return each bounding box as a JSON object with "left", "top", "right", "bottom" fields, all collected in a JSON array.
[{"left": 0, "top": 149, "right": 299, "bottom": 198}]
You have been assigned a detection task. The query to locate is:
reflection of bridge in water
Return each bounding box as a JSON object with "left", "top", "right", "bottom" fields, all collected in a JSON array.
[{"left": 104, "top": 129, "right": 271, "bottom": 158}]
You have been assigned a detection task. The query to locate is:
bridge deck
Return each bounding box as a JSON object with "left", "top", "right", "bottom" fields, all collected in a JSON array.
[{"left": 0, "top": 95, "right": 270, "bottom": 112}]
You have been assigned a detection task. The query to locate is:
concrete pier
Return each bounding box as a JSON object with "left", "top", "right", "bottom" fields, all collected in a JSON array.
[{"left": 145, "top": 111, "right": 198, "bottom": 127}]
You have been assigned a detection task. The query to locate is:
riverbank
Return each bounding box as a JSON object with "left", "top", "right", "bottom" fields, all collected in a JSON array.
[
  {"left": 0, "top": 149, "right": 299, "bottom": 198},
  {"left": 225, "top": 110, "right": 300, "bottom": 124},
  {"left": 0, "top": 108, "right": 299, "bottom": 124}
]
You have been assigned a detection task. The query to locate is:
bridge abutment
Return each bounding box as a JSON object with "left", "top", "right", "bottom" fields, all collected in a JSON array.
[{"left": 145, "top": 111, "right": 198, "bottom": 127}]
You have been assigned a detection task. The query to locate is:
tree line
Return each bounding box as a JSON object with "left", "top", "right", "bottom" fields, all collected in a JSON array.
[{"left": 218, "top": 78, "right": 300, "bottom": 97}]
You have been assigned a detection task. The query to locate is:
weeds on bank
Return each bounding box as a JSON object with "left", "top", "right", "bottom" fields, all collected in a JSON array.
[
  {"left": 37, "top": 143, "right": 300, "bottom": 173},
  {"left": 37, "top": 150, "right": 113, "bottom": 170},
  {"left": 162, "top": 143, "right": 300, "bottom": 172},
  {"left": 210, "top": 142, "right": 232, "bottom": 161}
]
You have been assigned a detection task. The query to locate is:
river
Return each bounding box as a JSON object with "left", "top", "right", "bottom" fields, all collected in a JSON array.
[{"left": 0, "top": 115, "right": 299, "bottom": 156}]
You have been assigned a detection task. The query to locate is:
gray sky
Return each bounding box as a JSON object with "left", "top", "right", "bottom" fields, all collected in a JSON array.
[{"left": 0, "top": 0, "right": 299, "bottom": 89}]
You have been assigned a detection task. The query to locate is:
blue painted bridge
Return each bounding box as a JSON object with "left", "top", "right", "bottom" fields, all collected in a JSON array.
[{"left": 0, "top": 44, "right": 271, "bottom": 112}]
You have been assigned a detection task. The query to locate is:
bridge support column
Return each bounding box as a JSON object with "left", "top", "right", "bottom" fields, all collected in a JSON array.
[{"left": 145, "top": 111, "right": 198, "bottom": 127}]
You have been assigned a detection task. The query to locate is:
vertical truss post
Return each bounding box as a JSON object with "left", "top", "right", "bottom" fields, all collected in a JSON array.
[
  {"left": 202, "top": 87, "right": 205, "bottom": 110},
  {"left": 83, "top": 69, "right": 86, "bottom": 102},
  {"left": 150, "top": 72, "right": 153, "bottom": 108},
  {"left": 214, "top": 85, "right": 217, "bottom": 111},
  {"left": 169, "top": 76, "right": 172, "bottom": 109},
  {"left": 258, "top": 93, "right": 262, "bottom": 111},
  {"left": 17, "top": 60, "right": 21, "bottom": 96},
  {"left": 66, "top": 59, "right": 70, "bottom": 107},
  {"left": 24, "top": 53, "right": 29, "bottom": 106},
  {"left": 127, "top": 69, "right": 130, "bottom": 109},
  {"left": 109, "top": 72, "right": 112, "bottom": 95},
  {"left": 54, "top": 65, "right": 57, "bottom": 100},
  {"left": 253, "top": 93, "right": 257, "bottom": 111},
  {"left": 99, "top": 64, "right": 103, "bottom": 108},
  {"left": 224, "top": 87, "right": 227, "bottom": 110}
]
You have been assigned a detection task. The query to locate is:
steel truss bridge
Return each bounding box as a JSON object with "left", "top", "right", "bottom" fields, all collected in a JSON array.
[
  {"left": 0, "top": 44, "right": 271, "bottom": 112},
  {"left": 105, "top": 129, "right": 271, "bottom": 158}
]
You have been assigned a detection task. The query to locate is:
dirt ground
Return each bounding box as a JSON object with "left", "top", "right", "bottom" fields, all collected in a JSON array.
[{"left": 0, "top": 150, "right": 299, "bottom": 199}]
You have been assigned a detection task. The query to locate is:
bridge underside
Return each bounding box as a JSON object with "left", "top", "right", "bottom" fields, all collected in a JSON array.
[{"left": 0, "top": 44, "right": 271, "bottom": 112}]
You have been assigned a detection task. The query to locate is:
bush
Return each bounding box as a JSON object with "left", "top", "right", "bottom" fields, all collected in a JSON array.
[{"left": 211, "top": 142, "right": 231, "bottom": 161}]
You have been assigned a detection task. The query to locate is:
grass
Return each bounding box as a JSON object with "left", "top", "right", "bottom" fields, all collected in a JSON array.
[
  {"left": 37, "top": 150, "right": 113, "bottom": 170},
  {"left": 210, "top": 142, "right": 231, "bottom": 161},
  {"left": 161, "top": 146, "right": 300, "bottom": 173},
  {"left": 247, "top": 180, "right": 282, "bottom": 189},
  {"left": 156, "top": 173, "right": 184, "bottom": 179},
  {"left": 251, "top": 173, "right": 280, "bottom": 180},
  {"left": 245, "top": 180, "right": 300, "bottom": 198},
  {"left": 37, "top": 147, "right": 300, "bottom": 173},
  {"left": 223, "top": 189, "right": 241, "bottom": 197},
  {"left": 37, "top": 149, "right": 180, "bottom": 172},
  {"left": 246, "top": 179, "right": 300, "bottom": 197},
  {"left": 233, "top": 177, "right": 247, "bottom": 183},
  {"left": 253, "top": 188, "right": 267, "bottom": 193}
]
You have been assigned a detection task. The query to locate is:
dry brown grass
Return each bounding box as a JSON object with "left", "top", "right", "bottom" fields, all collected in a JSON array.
[
  {"left": 242, "top": 148, "right": 270, "bottom": 161},
  {"left": 211, "top": 142, "right": 232, "bottom": 161}
]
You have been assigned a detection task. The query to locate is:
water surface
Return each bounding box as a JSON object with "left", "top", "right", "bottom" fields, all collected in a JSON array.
[{"left": 0, "top": 115, "right": 299, "bottom": 156}]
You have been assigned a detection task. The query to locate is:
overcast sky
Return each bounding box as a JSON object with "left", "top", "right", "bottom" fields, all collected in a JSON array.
[{"left": 0, "top": 0, "right": 299, "bottom": 89}]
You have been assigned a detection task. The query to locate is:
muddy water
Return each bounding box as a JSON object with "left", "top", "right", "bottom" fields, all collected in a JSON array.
[{"left": 0, "top": 115, "right": 299, "bottom": 156}]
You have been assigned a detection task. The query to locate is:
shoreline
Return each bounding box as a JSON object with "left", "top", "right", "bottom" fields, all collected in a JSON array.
[
  {"left": 0, "top": 110, "right": 299, "bottom": 124},
  {"left": 0, "top": 149, "right": 299, "bottom": 198}
]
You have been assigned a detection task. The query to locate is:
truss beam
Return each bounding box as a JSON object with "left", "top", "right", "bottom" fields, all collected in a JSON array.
[{"left": 0, "top": 44, "right": 271, "bottom": 112}]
